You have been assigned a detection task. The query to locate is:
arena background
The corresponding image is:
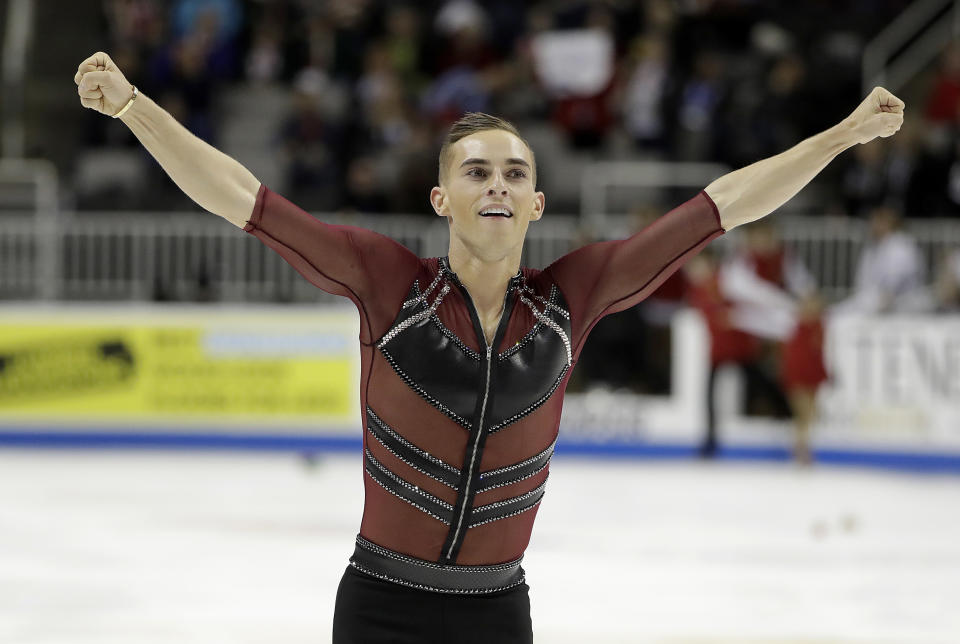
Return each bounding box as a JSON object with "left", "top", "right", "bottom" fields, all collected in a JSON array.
[{"left": 1, "top": 1, "right": 959, "bottom": 642}]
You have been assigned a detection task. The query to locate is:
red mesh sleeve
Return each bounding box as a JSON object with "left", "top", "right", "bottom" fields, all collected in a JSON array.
[
  {"left": 543, "top": 190, "right": 724, "bottom": 360},
  {"left": 243, "top": 184, "right": 421, "bottom": 344}
]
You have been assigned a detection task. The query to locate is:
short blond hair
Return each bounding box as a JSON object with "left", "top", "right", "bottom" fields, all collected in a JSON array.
[{"left": 438, "top": 112, "right": 537, "bottom": 185}]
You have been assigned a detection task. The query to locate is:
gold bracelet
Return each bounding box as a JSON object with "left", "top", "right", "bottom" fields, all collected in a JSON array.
[{"left": 112, "top": 86, "right": 139, "bottom": 119}]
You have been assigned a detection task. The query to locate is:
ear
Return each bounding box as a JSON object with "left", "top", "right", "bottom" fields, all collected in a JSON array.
[
  {"left": 430, "top": 186, "right": 447, "bottom": 217},
  {"left": 530, "top": 191, "right": 545, "bottom": 222}
]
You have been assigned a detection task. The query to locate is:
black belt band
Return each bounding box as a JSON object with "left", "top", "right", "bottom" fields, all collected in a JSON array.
[{"left": 349, "top": 535, "right": 525, "bottom": 594}]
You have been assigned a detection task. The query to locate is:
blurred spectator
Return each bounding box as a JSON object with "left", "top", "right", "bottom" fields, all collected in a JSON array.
[
  {"left": 102, "top": 0, "right": 166, "bottom": 50},
  {"left": 298, "top": 13, "right": 337, "bottom": 77},
  {"left": 75, "top": 0, "right": 937, "bottom": 219},
  {"left": 839, "top": 141, "right": 889, "bottom": 217},
  {"left": 834, "top": 205, "right": 928, "bottom": 314},
  {"left": 620, "top": 34, "right": 672, "bottom": 151},
  {"left": 277, "top": 68, "right": 345, "bottom": 210},
  {"left": 146, "top": 0, "right": 245, "bottom": 147},
  {"left": 932, "top": 248, "right": 960, "bottom": 312},
  {"left": 245, "top": 21, "right": 285, "bottom": 84},
  {"left": 839, "top": 128, "right": 931, "bottom": 218},
  {"left": 945, "top": 138, "right": 960, "bottom": 213},
  {"left": 674, "top": 51, "right": 726, "bottom": 161},
  {"left": 325, "top": 0, "right": 376, "bottom": 79},
  {"left": 752, "top": 54, "right": 812, "bottom": 158},
  {"left": 685, "top": 249, "right": 791, "bottom": 459},
  {"left": 496, "top": 5, "right": 552, "bottom": 121},
  {"left": 382, "top": 5, "right": 426, "bottom": 94},
  {"left": 530, "top": 13, "right": 617, "bottom": 148},
  {"left": 343, "top": 156, "right": 389, "bottom": 213},
  {"left": 884, "top": 117, "right": 923, "bottom": 214},
  {"left": 720, "top": 221, "right": 814, "bottom": 340},
  {"left": 242, "top": 1, "right": 311, "bottom": 83},
  {"left": 168, "top": 0, "right": 242, "bottom": 82},
  {"left": 422, "top": 66, "right": 492, "bottom": 124},
  {"left": 356, "top": 42, "right": 415, "bottom": 153},
  {"left": 719, "top": 221, "right": 825, "bottom": 464},
  {"left": 924, "top": 42, "right": 960, "bottom": 126},
  {"left": 422, "top": 2, "right": 497, "bottom": 125},
  {"left": 171, "top": 0, "right": 242, "bottom": 45},
  {"left": 389, "top": 119, "right": 440, "bottom": 213},
  {"left": 779, "top": 295, "right": 827, "bottom": 464},
  {"left": 432, "top": 0, "right": 495, "bottom": 72},
  {"left": 152, "top": 37, "right": 218, "bottom": 142}
]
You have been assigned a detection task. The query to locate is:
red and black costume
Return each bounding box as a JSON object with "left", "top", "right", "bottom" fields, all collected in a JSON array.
[{"left": 244, "top": 184, "right": 723, "bottom": 594}]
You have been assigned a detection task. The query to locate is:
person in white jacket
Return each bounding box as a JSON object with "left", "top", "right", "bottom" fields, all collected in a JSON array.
[
  {"left": 835, "top": 205, "right": 926, "bottom": 314},
  {"left": 715, "top": 221, "right": 826, "bottom": 463}
]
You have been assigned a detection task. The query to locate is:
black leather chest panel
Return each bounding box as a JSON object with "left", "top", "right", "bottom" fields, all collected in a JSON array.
[{"left": 376, "top": 276, "right": 572, "bottom": 434}]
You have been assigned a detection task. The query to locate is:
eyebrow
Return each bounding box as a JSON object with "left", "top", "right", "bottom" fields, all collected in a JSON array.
[{"left": 459, "top": 157, "right": 531, "bottom": 169}]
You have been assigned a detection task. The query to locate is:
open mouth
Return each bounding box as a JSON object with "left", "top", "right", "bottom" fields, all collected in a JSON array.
[{"left": 478, "top": 207, "right": 513, "bottom": 218}]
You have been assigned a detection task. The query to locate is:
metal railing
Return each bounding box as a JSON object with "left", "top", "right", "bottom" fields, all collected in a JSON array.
[
  {"left": 579, "top": 160, "right": 729, "bottom": 230},
  {"left": 0, "top": 159, "right": 61, "bottom": 299},
  {"left": 2, "top": 210, "right": 958, "bottom": 304},
  {"left": 862, "top": 0, "right": 960, "bottom": 93},
  {"left": 769, "top": 215, "right": 960, "bottom": 300}
]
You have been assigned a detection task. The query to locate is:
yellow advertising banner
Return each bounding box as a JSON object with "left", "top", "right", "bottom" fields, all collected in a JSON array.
[{"left": 0, "top": 306, "right": 360, "bottom": 429}]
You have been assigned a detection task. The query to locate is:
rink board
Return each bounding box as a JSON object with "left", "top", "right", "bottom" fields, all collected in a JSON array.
[
  {"left": 1, "top": 305, "right": 959, "bottom": 473},
  {"left": 0, "top": 304, "right": 361, "bottom": 430}
]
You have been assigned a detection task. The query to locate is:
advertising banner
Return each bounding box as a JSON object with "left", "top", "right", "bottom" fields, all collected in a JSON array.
[
  {"left": 819, "top": 314, "right": 960, "bottom": 444},
  {"left": 0, "top": 306, "right": 361, "bottom": 433},
  {"left": 560, "top": 311, "right": 960, "bottom": 453}
]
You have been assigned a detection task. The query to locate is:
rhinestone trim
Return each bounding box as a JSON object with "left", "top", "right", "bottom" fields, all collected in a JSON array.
[
  {"left": 476, "top": 439, "right": 556, "bottom": 492},
  {"left": 520, "top": 283, "right": 570, "bottom": 320},
  {"left": 402, "top": 271, "right": 444, "bottom": 309},
  {"left": 378, "top": 283, "right": 451, "bottom": 349},
  {"left": 482, "top": 438, "right": 556, "bottom": 477},
  {"left": 469, "top": 477, "right": 548, "bottom": 528},
  {"left": 476, "top": 460, "right": 550, "bottom": 493},
  {"left": 498, "top": 285, "right": 559, "bottom": 361},
  {"left": 366, "top": 407, "right": 460, "bottom": 489},
  {"left": 364, "top": 448, "right": 453, "bottom": 524},
  {"left": 403, "top": 277, "right": 481, "bottom": 361},
  {"left": 355, "top": 535, "right": 521, "bottom": 573},
  {"left": 468, "top": 498, "right": 545, "bottom": 529},
  {"left": 349, "top": 561, "right": 525, "bottom": 595},
  {"left": 518, "top": 293, "right": 572, "bottom": 365},
  {"left": 473, "top": 476, "right": 548, "bottom": 513},
  {"left": 366, "top": 406, "right": 460, "bottom": 473}
]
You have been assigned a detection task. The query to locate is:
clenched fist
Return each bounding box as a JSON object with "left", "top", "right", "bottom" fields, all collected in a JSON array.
[
  {"left": 74, "top": 52, "right": 135, "bottom": 117},
  {"left": 844, "top": 86, "right": 905, "bottom": 145}
]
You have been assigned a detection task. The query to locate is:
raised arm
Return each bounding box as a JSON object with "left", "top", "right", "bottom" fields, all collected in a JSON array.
[
  {"left": 74, "top": 51, "right": 259, "bottom": 228},
  {"left": 73, "top": 51, "right": 422, "bottom": 341},
  {"left": 705, "top": 87, "right": 905, "bottom": 230}
]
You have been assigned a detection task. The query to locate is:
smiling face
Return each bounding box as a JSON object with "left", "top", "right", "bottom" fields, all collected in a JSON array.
[{"left": 430, "top": 128, "right": 545, "bottom": 262}]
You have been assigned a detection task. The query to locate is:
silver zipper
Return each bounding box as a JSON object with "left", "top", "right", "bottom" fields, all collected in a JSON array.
[{"left": 446, "top": 342, "right": 493, "bottom": 560}]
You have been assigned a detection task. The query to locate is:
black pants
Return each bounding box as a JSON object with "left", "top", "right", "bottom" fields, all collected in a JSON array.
[
  {"left": 333, "top": 565, "right": 533, "bottom": 644},
  {"left": 701, "top": 360, "right": 792, "bottom": 457}
]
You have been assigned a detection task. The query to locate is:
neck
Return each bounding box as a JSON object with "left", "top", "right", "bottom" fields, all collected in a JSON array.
[{"left": 446, "top": 240, "right": 521, "bottom": 315}]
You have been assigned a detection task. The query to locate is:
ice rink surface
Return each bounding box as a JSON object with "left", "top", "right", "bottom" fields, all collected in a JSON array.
[{"left": 1, "top": 449, "right": 958, "bottom": 644}]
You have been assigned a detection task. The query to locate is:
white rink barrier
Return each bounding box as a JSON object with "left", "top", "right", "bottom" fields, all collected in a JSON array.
[
  {"left": 1, "top": 304, "right": 959, "bottom": 471},
  {"left": 560, "top": 310, "right": 960, "bottom": 459}
]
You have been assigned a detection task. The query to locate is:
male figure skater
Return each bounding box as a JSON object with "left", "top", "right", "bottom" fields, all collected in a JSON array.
[{"left": 75, "top": 51, "right": 903, "bottom": 643}]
